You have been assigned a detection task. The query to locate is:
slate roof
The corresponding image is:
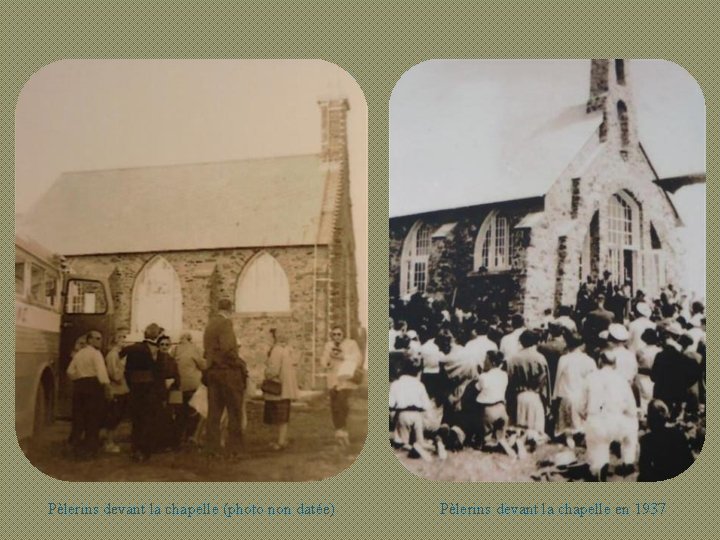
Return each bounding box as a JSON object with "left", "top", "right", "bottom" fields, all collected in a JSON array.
[
  {"left": 21, "top": 154, "right": 339, "bottom": 255},
  {"left": 390, "top": 60, "right": 705, "bottom": 218},
  {"left": 494, "top": 105, "right": 604, "bottom": 202}
]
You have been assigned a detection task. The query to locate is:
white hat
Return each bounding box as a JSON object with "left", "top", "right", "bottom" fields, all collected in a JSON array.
[
  {"left": 636, "top": 302, "right": 652, "bottom": 318},
  {"left": 406, "top": 330, "right": 419, "bottom": 340},
  {"left": 608, "top": 323, "right": 629, "bottom": 342},
  {"left": 598, "top": 330, "right": 609, "bottom": 340}
]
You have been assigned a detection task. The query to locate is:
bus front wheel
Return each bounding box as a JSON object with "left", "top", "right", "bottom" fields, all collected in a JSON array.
[{"left": 32, "top": 382, "right": 51, "bottom": 440}]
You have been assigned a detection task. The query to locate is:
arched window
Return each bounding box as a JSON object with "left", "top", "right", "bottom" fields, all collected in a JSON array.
[
  {"left": 235, "top": 252, "right": 290, "bottom": 313},
  {"left": 132, "top": 255, "right": 183, "bottom": 339},
  {"left": 607, "top": 191, "right": 641, "bottom": 287},
  {"left": 615, "top": 60, "right": 626, "bottom": 85},
  {"left": 617, "top": 100, "right": 629, "bottom": 145},
  {"left": 400, "top": 221, "right": 431, "bottom": 297},
  {"left": 650, "top": 223, "right": 666, "bottom": 290},
  {"left": 473, "top": 210, "right": 510, "bottom": 272}
]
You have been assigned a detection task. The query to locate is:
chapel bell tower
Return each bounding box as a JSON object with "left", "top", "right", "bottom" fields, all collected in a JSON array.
[{"left": 586, "top": 59, "right": 639, "bottom": 158}]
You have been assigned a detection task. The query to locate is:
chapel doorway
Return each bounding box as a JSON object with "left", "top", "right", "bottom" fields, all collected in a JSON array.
[{"left": 623, "top": 249, "right": 634, "bottom": 291}]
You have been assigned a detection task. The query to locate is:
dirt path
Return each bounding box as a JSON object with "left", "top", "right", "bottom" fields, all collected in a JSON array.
[{"left": 25, "top": 393, "right": 367, "bottom": 482}]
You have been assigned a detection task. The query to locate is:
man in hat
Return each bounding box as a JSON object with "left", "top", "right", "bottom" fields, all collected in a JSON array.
[
  {"left": 628, "top": 302, "right": 656, "bottom": 353},
  {"left": 123, "top": 323, "right": 163, "bottom": 461},
  {"left": 582, "top": 294, "right": 614, "bottom": 355},
  {"left": 203, "top": 298, "right": 248, "bottom": 457},
  {"left": 580, "top": 350, "right": 639, "bottom": 481},
  {"left": 605, "top": 323, "right": 637, "bottom": 387}
]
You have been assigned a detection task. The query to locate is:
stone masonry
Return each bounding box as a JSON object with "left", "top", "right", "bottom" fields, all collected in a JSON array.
[
  {"left": 67, "top": 245, "right": 331, "bottom": 388},
  {"left": 389, "top": 60, "right": 688, "bottom": 327}
]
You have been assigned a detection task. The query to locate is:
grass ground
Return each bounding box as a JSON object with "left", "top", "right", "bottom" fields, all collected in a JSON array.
[
  {"left": 394, "top": 410, "right": 704, "bottom": 482},
  {"left": 24, "top": 391, "right": 367, "bottom": 482}
]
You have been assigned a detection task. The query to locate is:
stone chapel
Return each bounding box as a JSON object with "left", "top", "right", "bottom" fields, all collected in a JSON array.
[
  {"left": 389, "top": 60, "right": 704, "bottom": 325},
  {"left": 23, "top": 99, "right": 359, "bottom": 388}
]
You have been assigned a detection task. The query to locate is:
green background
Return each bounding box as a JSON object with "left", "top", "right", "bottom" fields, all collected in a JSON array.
[{"left": 1, "top": 2, "right": 717, "bottom": 539}]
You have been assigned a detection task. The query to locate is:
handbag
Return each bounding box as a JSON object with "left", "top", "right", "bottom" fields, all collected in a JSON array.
[
  {"left": 189, "top": 384, "right": 208, "bottom": 418},
  {"left": 350, "top": 367, "right": 365, "bottom": 385},
  {"left": 261, "top": 378, "right": 282, "bottom": 395}
]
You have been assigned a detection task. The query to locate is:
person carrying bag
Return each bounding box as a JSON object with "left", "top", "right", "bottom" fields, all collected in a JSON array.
[{"left": 262, "top": 327, "right": 299, "bottom": 450}]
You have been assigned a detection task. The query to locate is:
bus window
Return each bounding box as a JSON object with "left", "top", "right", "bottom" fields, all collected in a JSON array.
[
  {"left": 44, "top": 270, "right": 59, "bottom": 308},
  {"left": 15, "top": 261, "right": 25, "bottom": 296},
  {"left": 30, "top": 264, "right": 45, "bottom": 303},
  {"left": 27, "top": 262, "right": 59, "bottom": 308},
  {"left": 65, "top": 279, "right": 108, "bottom": 314}
]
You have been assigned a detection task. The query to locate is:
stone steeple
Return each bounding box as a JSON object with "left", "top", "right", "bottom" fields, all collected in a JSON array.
[{"left": 586, "top": 59, "right": 638, "bottom": 156}]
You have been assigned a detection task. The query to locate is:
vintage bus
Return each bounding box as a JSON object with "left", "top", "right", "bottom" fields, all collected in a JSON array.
[{"left": 15, "top": 233, "right": 114, "bottom": 443}]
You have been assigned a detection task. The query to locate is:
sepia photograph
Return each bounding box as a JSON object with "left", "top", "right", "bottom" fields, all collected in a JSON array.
[
  {"left": 15, "top": 59, "right": 367, "bottom": 481},
  {"left": 389, "top": 59, "right": 705, "bottom": 482}
]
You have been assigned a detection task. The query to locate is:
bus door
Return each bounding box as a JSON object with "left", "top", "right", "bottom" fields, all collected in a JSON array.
[{"left": 58, "top": 277, "right": 115, "bottom": 418}]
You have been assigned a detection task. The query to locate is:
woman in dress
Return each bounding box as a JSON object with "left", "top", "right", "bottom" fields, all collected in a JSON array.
[
  {"left": 553, "top": 332, "right": 597, "bottom": 448},
  {"left": 263, "top": 327, "right": 300, "bottom": 450}
]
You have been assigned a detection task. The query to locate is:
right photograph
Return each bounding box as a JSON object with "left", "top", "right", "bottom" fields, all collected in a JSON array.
[{"left": 388, "top": 59, "right": 706, "bottom": 482}]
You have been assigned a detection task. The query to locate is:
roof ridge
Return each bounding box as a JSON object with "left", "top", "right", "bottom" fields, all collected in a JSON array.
[{"left": 59, "top": 152, "right": 319, "bottom": 176}]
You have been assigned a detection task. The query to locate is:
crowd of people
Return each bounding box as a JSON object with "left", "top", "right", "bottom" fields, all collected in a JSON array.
[
  {"left": 389, "top": 273, "right": 705, "bottom": 481},
  {"left": 65, "top": 298, "right": 365, "bottom": 463}
]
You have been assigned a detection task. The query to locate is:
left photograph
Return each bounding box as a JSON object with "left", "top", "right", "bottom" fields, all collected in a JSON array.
[{"left": 15, "top": 59, "right": 368, "bottom": 481}]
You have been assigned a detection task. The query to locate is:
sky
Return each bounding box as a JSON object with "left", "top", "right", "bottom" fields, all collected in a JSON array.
[
  {"left": 15, "top": 59, "right": 368, "bottom": 328},
  {"left": 390, "top": 59, "right": 706, "bottom": 298}
]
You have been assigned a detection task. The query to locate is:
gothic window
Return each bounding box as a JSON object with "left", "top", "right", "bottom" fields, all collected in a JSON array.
[
  {"left": 615, "top": 60, "right": 626, "bottom": 85},
  {"left": 650, "top": 223, "right": 662, "bottom": 250},
  {"left": 617, "top": 100, "right": 629, "bottom": 146},
  {"left": 235, "top": 252, "right": 291, "bottom": 313},
  {"left": 606, "top": 191, "right": 642, "bottom": 288},
  {"left": 571, "top": 177, "right": 581, "bottom": 218},
  {"left": 599, "top": 112, "right": 608, "bottom": 142},
  {"left": 132, "top": 255, "right": 183, "bottom": 338},
  {"left": 400, "top": 221, "right": 431, "bottom": 296},
  {"left": 650, "top": 223, "right": 666, "bottom": 290},
  {"left": 473, "top": 210, "right": 511, "bottom": 272}
]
